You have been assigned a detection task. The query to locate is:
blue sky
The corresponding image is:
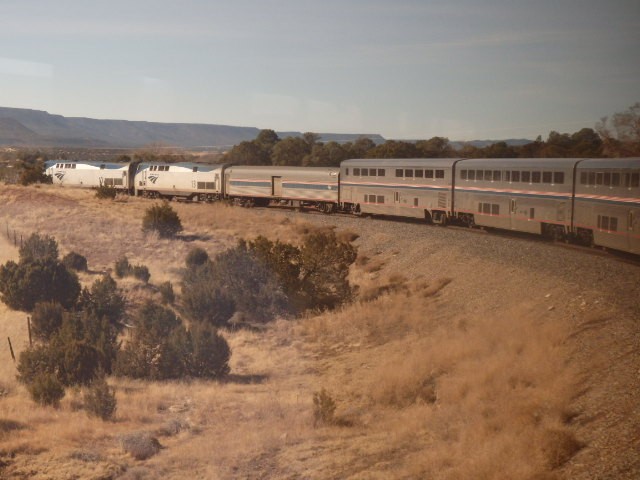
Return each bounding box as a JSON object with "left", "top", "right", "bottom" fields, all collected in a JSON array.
[{"left": 1, "top": 0, "right": 638, "bottom": 140}]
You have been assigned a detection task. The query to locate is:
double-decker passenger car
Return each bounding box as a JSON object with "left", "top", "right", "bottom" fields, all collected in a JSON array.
[
  {"left": 223, "top": 165, "right": 340, "bottom": 211},
  {"left": 574, "top": 158, "right": 640, "bottom": 253},
  {"left": 134, "top": 162, "right": 224, "bottom": 201},
  {"left": 454, "top": 158, "right": 579, "bottom": 238},
  {"left": 46, "top": 161, "right": 135, "bottom": 191},
  {"left": 340, "top": 158, "right": 462, "bottom": 223}
]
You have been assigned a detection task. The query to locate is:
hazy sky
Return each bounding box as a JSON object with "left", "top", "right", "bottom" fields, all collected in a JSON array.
[{"left": 1, "top": 0, "right": 639, "bottom": 140}]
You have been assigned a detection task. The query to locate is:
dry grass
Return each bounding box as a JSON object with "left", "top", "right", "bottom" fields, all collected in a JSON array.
[{"left": 0, "top": 183, "right": 628, "bottom": 479}]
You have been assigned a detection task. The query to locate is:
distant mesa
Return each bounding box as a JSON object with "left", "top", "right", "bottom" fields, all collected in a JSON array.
[{"left": 0, "top": 107, "right": 385, "bottom": 149}]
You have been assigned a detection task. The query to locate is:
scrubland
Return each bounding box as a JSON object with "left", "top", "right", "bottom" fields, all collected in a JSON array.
[{"left": 0, "top": 183, "right": 638, "bottom": 479}]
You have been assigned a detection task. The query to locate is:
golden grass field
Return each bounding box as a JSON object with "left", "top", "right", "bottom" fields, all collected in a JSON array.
[{"left": 0, "top": 183, "right": 638, "bottom": 479}]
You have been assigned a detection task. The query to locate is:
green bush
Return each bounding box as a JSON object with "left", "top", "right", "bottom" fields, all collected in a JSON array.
[
  {"left": 185, "top": 247, "right": 209, "bottom": 269},
  {"left": 94, "top": 185, "right": 117, "bottom": 200},
  {"left": 0, "top": 257, "right": 80, "bottom": 311},
  {"left": 31, "top": 301, "right": 64, "bottom": 340},
  {"left": 142, "top": 202, "right": 183, "bottom": 238},
  {"left": 27, "top": 373, "right": 65, "bottom": 407},
  {"left": 78, "top": 274, "right": 125, "bottom": 327},
  {"left": 115, "top": 301, "right": 230, "bottom": 380},
  {"left": 132, "top": 265, "right": 150, "bottom": 283},
  {"left": 19, "top": 163, "right": 52, "bottom": 186},
  {"left": 84, "top": 376, "right": 117, "bottom": 421},
  {"left": 62, "top": 251, "right": 88, "bottom": 272},
  {"left": 114, "top": 257, "right": 131, "bottom": 278},
  {"left": 19, "top": 233, "right": 59, "bottom": 264},
  {"left": 158, "top": 281, "right": 175, "bottom": 305}
]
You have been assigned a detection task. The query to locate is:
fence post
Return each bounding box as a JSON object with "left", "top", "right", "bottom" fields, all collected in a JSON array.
[
  {"left": 27, "top": 316, "right": 32, "bottom": 347},
  {"left": 7, "top": 337, "right": 15, "bottom": 362}
]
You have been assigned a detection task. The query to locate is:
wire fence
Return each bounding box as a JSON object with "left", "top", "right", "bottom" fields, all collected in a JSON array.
[{"left": 5, "top": 221, "right": 24, "bottom": 249}]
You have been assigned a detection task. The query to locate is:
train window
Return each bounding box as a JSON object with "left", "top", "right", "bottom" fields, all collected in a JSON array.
[
  {"left": 588, "top": 172, "right": 596, "bottom": 185},
  {"left": 369, "top": 168, "right": 377, "bottom": 176},
  {"left": 415, "top": 169, "right": 424, "bottom": 178},
  {"left": 554, "top": 172, "right": 565, "bottom": 184},
  {"left": 65, "top": 163, "right": 71, "bottom": 168},
  {"left": 493, "top": 170, "right": 501, "bottom": 181},
  {"left": 504, "top": 171, "right": 511, "bottom": 182},
  {"left": 354, "top": 168, "right": 360, "bottom": 176},
  {"left": 521, "top": 171, "right": 530, "bottom": 183},
  {"left": 542, "top": 171, "right": 552, "bottom": 183},
  {"left": 378, "top": 169, "right": 385, "bottom": 176},
  {"left": 631, "top": 172, "right": 640, "bottom": 188},
  {"left": 193, "top": 167, "right": 198, "bottom": 173},
  {"left": 377, "top": 195, "right": 384, "bottom": 204},
  {"left": 603, "top": 172, "right": 611, "bottom": 186},
  {"left": 491, "top": 204, "right": 499, "bottom": 215},
  {"left": 114, "top": 178, "right": 123, "bottom": 186},
  {"left": 532, "top": 171, "right": 541, "bottom": 183},
  {"left": 482, "top": 203, "right": 490, "bottom": 214},
  {"left": 484, "top": 170, "right": 493, "bottom": 180},
  {"left": 529, "top": 208, "right": 535, "bottom": 220},
  {"left": 596, "top": 172, "right": 604, "bottom": 185},
  {"left": 405, "top": 169, "right": 414, "bottom": 178},
  {"left": 598, "top": 215, "right": 618, "bottom": 232},
  {"left": 104, "top": 178, "right": 113, "bottom": 186},
  {"left": 396, "top": 169, "right": 403, "bottom": 177},
  {"left": 425, "top": 169, "right": 434, "bottom": 179},
  {"left": 460, "top": 170, "right": 467, "bottom": 180},
  {"left": 345, "top": 168, "right": 349, "bottom": 176},
  {"left": 475, "top": 170, "right": 483, "bottom": 181},
  {"left": 72, "top": 164, "right": 76, "bottom": 169},
  {"left": 100, "top": 164, "right": 105, "bottom": 169},
  {"left": 151, "top": 165, "right": 156, "bottom": 171},
  {"left": 580, "top": 172, "right": 588, "bottom": 185},
  {"left": 361, "top": 169, "right": 368, "bottom": 177},
  {"left": 436, "top": 170, "right": 445, "bottom": 179},
  {"left": 468, "top": 170, "right": 475, "bottom": 180},
  {"left": 414, "top": 198, "right": 418, "bottom": 206},
  {"left": 511, "top": 171, "right": 520, "bottom": 182},
  {"left": 611, "top": 173, "right": 620, "bottom": 187}
]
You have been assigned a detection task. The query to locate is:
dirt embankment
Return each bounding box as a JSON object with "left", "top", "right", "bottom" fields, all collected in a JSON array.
[{"left": 0, "top": 184, "right": 637, "bottom": 479}]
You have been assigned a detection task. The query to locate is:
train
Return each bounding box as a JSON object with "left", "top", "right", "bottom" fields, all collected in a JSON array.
[{"left": 45, "top": 157, "right": 640, "bottom": 255}]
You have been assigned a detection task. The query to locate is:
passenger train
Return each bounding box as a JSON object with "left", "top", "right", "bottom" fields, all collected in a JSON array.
[{"left": 45, "top": 158, "right": 640, "bottom": 255}]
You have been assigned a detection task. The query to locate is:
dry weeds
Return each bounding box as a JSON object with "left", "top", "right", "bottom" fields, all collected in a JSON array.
[{"left": 0, "top": 183, "right": 636, "bottom": 479}]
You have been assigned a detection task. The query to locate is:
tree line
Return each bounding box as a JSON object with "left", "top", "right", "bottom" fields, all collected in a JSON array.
[{"left": 224, "top": 102, "right": 640, "bottom": 166}]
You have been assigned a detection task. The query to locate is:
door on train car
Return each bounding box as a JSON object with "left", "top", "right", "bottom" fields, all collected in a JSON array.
[
  {"left": 272, "top": 176, "right": 282, "bottom": 197},
  {"left": 630, "top": 209, "right": 639, "bottom": 253}
]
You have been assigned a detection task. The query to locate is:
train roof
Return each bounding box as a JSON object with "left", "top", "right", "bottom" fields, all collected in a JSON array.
[
  {"left": 50, "top": 160, "right": 130, "bottom": 169},
  {"left": 341, "top": 158, "right": 464, "bottom": 168},
  {"left": 136, "top": 162, "right": 224, "bottom": 170},
  {"left": 226, "top": 165, "right": 339, "bottom": 173},
  {"left": 457, "top": 158, "right": 586, "bottom": 169},
  {"left": 575, "top": 158, "right": 640, "bottom": 169}
]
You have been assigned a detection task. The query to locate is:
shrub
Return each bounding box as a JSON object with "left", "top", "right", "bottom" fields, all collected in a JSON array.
[
  {"left": 79, "top": 274, "right": 125, "bottom": 327},
  {"left": 19, "top": 163, "right": 51, "bottom": 186},
  {"left": 158, "top": 281, "right": 175, "bottom": 305},
  {"left": 84, "top": 376, "right": 117, "bottom": 421},
  {"left": 114, "top": 257, "right": 131, "bottom": 278},
  {"left": 188, "top": 322, "right": 230, "bottom": 379},
  {"left": 27, "top": 373, "right": 65, "bottom": 407},
  {"left": 19, "top": 233, "right": 59, "bottom": 263},
  {"left": 185, "top": 247, "right": 209, "bottom": 269},
  {"left": 131, "top": 265, "right": 150, "bottom": 283},
  {"left": 313, "top": 389, "right": 336, "bottom": 426},
  {"left": 115, "top": 301, "right": 231, "bottom": 380},
  {"left": 62, "top": 251, "right": 88, "bottom": 272},
  {"left": 17, "top": 345, "right": 58, "bottom": 386},
  {"left": 94, "top": 185, "right": 117, "bottom": 200},
  {"left": 120, "top": 432, "right": 162, "bottom": 460},
  {"left": 0, "top": 258, "right": 80, "bottom": 311},
  {"left": 31, "top": 301, "right": 65, "bottom": 340},
  {"left": 142, "top": 202, "right": 182, "bottom": 238}
]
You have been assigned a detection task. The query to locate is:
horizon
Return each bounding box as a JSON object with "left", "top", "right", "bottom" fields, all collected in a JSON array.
[{"left": 1, "top": 1, "right": 638, "bottom": 141}]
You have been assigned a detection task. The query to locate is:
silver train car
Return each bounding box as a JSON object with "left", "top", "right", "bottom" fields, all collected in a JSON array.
[
  {"left": 46, "top": 161, "right": 134, "bottom": 190},
  {"left": 574, "top": 158, "right": 640, "bottom": 254},
  {"left": 340, "top": 158, "right": 461, "bottom": 223},
  {"left": 134, "top": 162, "right": 224, "bottom": 201},
  {"left": 224, "top": 165, "right": 340, "bottom": 211},
  {"left": 453, "top": 158, "right": 578, "bottom": 238}
]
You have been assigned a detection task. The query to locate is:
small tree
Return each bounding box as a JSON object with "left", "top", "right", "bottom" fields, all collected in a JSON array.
[
  {"left": 188, "top": 322, "right": 231, "bottom": 378},
  {"left": 28, "top": 373, "right": 65, "bottom": 407},
  {"left": 19, "top": 233, "right": 59, "bottom": 264},
  {"left": 185, "top": 247, "right": 209, "bottom": 269},
  {"left": 31, "top": 301, "right": 65, "bottom": 340},
  {"left": 142, "top": 202, "right": 182, "bottom": 238},
  {"left": 84, "top": 375, "right": 117, "bottom": 421},
  {"left": 62, "top": 251, "right": 88, "bottom": 272}
]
